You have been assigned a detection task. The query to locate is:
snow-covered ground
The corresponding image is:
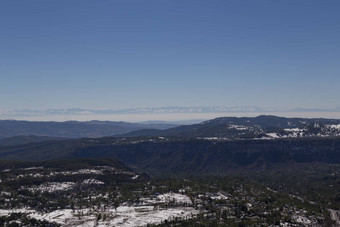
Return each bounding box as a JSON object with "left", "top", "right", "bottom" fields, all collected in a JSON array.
[
  {"left": 328, "top": 124, "right": 340, "bottom": 130},
  {"left": 82, "top": 179, "right": 105, "bottom": 185},
  {"left": 198, "top": 122, "right": 340, "bottom": 140},
  {"left": 15, "top": 173, "right": 44, "bottom": 179},
  {"left": 284, "top": 128, "right": 304, "bottom": 137},
  {"left": 228, "top": 125, "right": 250, "bottom": 130},
  {"left": 156, "top": 192, "right": 192, "bottom": 204},
  {"left": 0, "top": 193, "right": 199, "bottom": 227},
  {"left": 0, "top": 208, "right": 35, "bottom": 216},
  {"left": 131, "top": 175, "right": 139, "bottom": 180},
  {"left": 29, "top": 209, "right": 74, "bottom": 225},
  {"left": 26, "top": 206, "right": 198, "bottom": 227},
  {"left": 26, "top": 182, "right": 75, "bottom": 193},
  {"left": 266, "top": 133, "right": 280, "bottom": 138},
  {"left": 292, "top": 215, "right": 312, "bottom": 225},
  {"left": 22, "top": 167, "right": 44, "bottom": 171},
  {"left": 329, "top": 209, "right": 340, "bottom": 226},
  {"left": 142, "top": 192, "right": 192, "bottom": 205},
  {"left": 105, "top": 206, "right": 197, "bottom": 227},
  {"left": 6, "top": 167, "right": 137, "bottom": 180},
  {"left": 56, "top": 169, "right": 103, "bottom": 176},
  {"left": 208, "top": 192, "right": 229, "bottom": 200}
]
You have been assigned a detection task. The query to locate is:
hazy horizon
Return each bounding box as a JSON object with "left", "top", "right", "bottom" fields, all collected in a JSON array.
[{"left": 1, "top": 106, "right": 340, "bottom": 122}]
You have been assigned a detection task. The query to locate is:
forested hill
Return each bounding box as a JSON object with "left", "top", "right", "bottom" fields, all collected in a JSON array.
[
  {"left": 0, "top": 136, "right": 340, "bottom": 176},
  {"left": 122, "top": 115, "right": 340, "bottom": 139}
]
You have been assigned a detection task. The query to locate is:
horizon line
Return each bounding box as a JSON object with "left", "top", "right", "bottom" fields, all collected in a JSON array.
[{"left": 1, "top": 111, "right": 340, "bottom": 123}]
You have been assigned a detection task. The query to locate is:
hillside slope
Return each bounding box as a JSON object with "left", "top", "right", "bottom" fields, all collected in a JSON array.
[{"left": 0, "top": 136, "right": 340, "bottom": 176}]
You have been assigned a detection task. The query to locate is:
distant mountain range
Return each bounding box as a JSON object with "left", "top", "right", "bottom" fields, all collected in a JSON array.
[
  {"left": 0, "top": 120, "right": 177, "bottom": 139},
  {"left": 1, "top": 115, "right": 340, "bottom": 140},
  {"left": 0, "top": 115, "right": 340, "bottom": 176},
  {"left": 122, "top": 115, "right": 340, "bottom": 139},
  {"left": 0, "top": 135, "right": 65, "bottom": 147}
]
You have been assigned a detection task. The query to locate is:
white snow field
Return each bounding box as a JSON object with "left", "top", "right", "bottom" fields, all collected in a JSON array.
[{"left": 0, "top": 193, "right": 198, "bottom": 227}]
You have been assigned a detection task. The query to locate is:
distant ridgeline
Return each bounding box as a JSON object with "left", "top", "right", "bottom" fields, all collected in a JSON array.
[
  {"left": 0, "top": 115, "right": 339, "bottom": 176},
  {"left": 0, "top": 120, "right": 177, "bottom": 139}
]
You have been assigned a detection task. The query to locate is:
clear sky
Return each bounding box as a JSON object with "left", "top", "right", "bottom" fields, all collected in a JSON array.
[{"left": 1, "top": 0, "right": 340, "bottom": 112}]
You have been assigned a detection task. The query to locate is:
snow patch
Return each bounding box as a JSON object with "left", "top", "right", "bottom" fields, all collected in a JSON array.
[
  {"left": 29, "top": 209, "right": 74, "bottom": 225},
  {"left": 228, "top": 125, "right": 249, "bottom": 130},
  {"left": 108, "top": 206, "right": 197, "bottom": 227},
  {"left": 208, "top": 192, "right": 229, "bottom": 200},
  {"left": 292, "top": 215, "right": 312, "bottom": 225},
  {"left": 26, "top": 182, "right": 75, "bottom": 193},
  {"left": 156, "top": 193, "right": 192, "bottom": 204},
  {"left": 82, "top": 179, "right": 105, "bottom": 185},
  {"left": 22, "top": 167, "right": 44, "bottom": 171},
  {"left": 266, "top": 133, "right": 280, "bottom": 138},
  {"left": 131, "top": 175, "right": 139, "bottom": 180},
  {"left": 328, "top": 124, "right": 340, "bottom": 130},
  {"left": 329, "top": 209, "right": 340, "bottom": 226}
]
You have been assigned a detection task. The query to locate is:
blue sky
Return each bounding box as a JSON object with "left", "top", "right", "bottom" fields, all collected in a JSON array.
[{"left": 1, "top": 0, "right": 340, "bottom": 112}]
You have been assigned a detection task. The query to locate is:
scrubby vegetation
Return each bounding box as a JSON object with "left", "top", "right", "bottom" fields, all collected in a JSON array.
[{"left": 0, "top": 159, "right": 339, "bottom": 226}]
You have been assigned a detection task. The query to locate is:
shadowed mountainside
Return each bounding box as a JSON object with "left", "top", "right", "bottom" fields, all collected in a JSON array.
[{"left": 0, "top": 136, "right": 339, "bottom": 176}]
